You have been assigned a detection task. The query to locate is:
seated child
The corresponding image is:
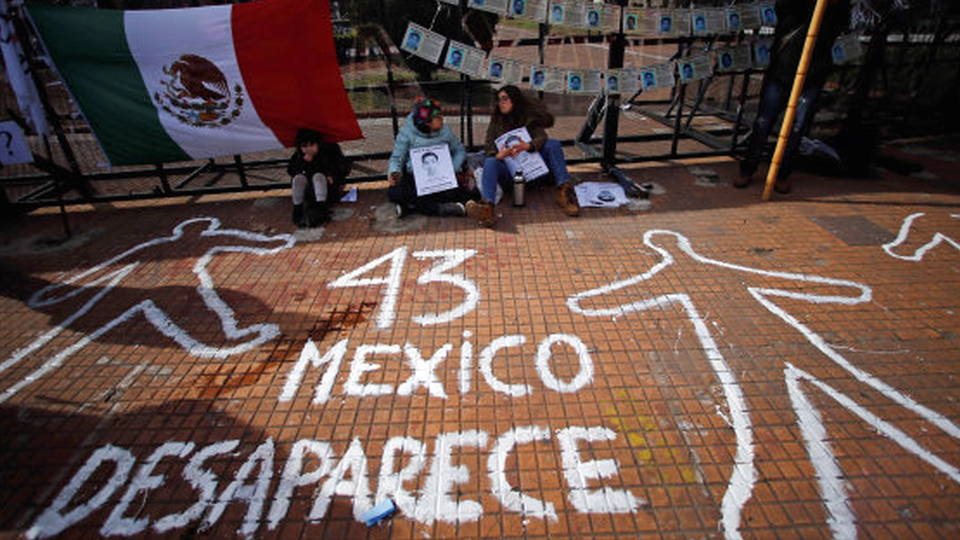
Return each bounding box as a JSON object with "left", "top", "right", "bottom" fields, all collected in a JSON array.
[
  {"left": 287, "top": 128, "right": 350, "bottom": 227},
  {"left": 387, "top": 98, "right": 479, "bottom": 217}
]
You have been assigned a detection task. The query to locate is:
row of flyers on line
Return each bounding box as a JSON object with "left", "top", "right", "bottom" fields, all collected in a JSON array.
[
  {"left": 438, "top": 0, "right": 779, "bottom": 36},
  {"left": 402, "top": 23, "right": 865, "bottom": 94}
]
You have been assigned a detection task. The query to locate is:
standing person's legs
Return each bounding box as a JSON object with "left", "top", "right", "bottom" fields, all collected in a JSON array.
[
  {"left": 773, "top": 85, "right": 822, "bottom": 192},
  {"left": 539, "top": 139, "right": 579, "bottom": 216},
  {"left": 736, "top": 80, "right": 789, "bottom": 187}
]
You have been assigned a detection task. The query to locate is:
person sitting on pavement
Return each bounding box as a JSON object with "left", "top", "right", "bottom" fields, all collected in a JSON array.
[
  {"left": 387, "top": 98, "right": 479, "bottom": 217},
  {"left": 287, "top": 128, "right": 349, "bottom": 228},
  {"left": 466, "top": 85, "right": 580, "bottom": 228}
]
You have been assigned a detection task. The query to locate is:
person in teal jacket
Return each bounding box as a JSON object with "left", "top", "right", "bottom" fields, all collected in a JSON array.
[{"left": 387, "top": 98, "right": 479, "bottom": 217}]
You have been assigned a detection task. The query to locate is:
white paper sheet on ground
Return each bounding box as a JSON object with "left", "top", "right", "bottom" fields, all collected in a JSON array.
[
  {"left": 410, "top": 144, "right": 458, "bottom": 196},
  {"left": 495, "top": 127, "right": 549, "bottom": 180},
  {"left": 341, "top": 187, "right": 358, "bottom": 202},
  {"left": 401, "top": 23, "right": 445, "bottom": 64},
  {"left": 574, "top": 182, "right": 628, "bottom": 208}
]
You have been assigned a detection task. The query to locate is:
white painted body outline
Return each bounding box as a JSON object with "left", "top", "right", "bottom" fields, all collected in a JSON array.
[
  {"left": 882, "top": 212, "right": 960, "bottom": 261},
  {"left": 0, "top": 217, "right": 295, "bottom": 403},
  {"left": 567, "top": 229, "right": 960, "bottom": 539}
]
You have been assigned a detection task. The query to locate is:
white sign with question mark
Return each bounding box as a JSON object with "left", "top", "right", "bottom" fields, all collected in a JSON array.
[{"left": 0, "top": 120, "right": 33, "bottom": 165}]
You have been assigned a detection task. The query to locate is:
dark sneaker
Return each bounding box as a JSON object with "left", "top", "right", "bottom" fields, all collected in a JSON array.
[
  {"left": 465, "top": 199, "right": 496, "bottom": 227},
  {"left": 556, "top": 184, "right": 580, "bottom": 217},
  {"left": 437, "top": 202, "right": 466, "bottom": 217}
]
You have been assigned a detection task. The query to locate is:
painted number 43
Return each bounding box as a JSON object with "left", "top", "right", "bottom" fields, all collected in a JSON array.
[{"left": 328, "top": 247, "right": 478, "bottom": 329}]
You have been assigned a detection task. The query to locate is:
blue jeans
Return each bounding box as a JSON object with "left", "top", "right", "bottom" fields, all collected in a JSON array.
[
  {"left": 740, "top": 79, "right": 822, "bottom": 181},
  {"left": 480, "top": 138, "right": 571, "bottom": 202}
]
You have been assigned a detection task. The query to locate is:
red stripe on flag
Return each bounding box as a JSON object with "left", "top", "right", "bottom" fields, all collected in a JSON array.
[{"left": 233, "top": 0, "right": 362, "bottom": 146}]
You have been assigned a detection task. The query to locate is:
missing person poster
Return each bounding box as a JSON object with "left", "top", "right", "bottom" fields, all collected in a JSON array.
[
  {"left": 410, "top": 144, "right": 459, "bottom": 197},
  {"left": 652, "top": 9, "right": 676, "bottom": 35},
  {"left": 583, "top": 4, "right": 603, "bottom": 30},
  {"left": 623, "top": 8, "right": 645, "bottom": 34},
  {"left": 758, "top": 2, "right": 778, "bottom": 27},
  {"left": 565, "top": 70, "right": 602, "bottom": 95},
  {"left": 486, "top": 55, "right": 524, "bottom": 84},
  {"left": 468, "top": 0, "right": 508, "bottom": 16},
  {"left": 508, "top": 0, "right": 547, "bottom": 22},
  {"left": 549, "top": 0, "right": 583, "bottom": 28},
  {"left": 639, "top": 62, "right": 676, "bottom": 91},
  {"left": 609, "top": 68, "right": 639, "bottom": 95},
  {"left": 691, "top": 9, "right": 724, "bottom": 36},
  {"left": 495, "top": 127, "right": 549, "bottom": 180},
  {"left": 444, "top": 40, "right": 486, "bottom": 78},
  {"left": 753, "top": 38, "right": 774, "bottom": 69},
  {"left": 736, "top": 3, "right": 763, "bottom": 30},
  {"left": 401, "top": 22, "right": 445, "bottom": 64},
  {"left": 831, "top": 34, "right": 864, "bottom": 65},
  {"left": 678, "top": 54, "right": 713, "bottom": 83},
  {"left": 724, "top": 7, "right": 742, "bottom": 33},
  {"left": 530, "top": 65, "right": 564, "bottom": 93},
  {"left": 716, "top": 44, "right": 752, "bottom": 72},
  {"left": 601, "top": 4, "right": 622, "bottom": 32}
]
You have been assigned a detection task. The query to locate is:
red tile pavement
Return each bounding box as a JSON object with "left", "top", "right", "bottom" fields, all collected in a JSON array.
[{"left": 1, "top": 141, "right": 959, "bottom": 539}]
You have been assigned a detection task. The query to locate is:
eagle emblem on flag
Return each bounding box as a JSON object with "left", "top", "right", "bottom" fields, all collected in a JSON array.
[{"left": 155, "top": 54, "right": 244, "bottom": 128}]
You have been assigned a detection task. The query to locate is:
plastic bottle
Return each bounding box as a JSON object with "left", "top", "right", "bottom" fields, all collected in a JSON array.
[{"left": 512, "top": 170, "right": 525, "bottom": 207}]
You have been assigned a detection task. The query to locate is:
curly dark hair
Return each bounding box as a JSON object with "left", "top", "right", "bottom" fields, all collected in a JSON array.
[{"left": 493, "top": 85, "right": 554, "bottom": 129}]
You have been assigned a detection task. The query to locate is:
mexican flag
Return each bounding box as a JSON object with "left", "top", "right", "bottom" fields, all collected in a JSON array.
[{"left": 28, "top": 0, "right": 362, "bottom": 166}]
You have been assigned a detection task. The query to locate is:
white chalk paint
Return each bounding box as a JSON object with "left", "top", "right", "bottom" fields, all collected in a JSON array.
[
  {"left": 328, "top": 247, "right": 479, "bottom": 330},
  {"left": 556, "top": 426, "right": 642, "bottom": 514},
  {"left": 411, "top": 249, "right": 479, "bottom": 325},
  {"left": 376, "top": 437, "right": 428, "bottom": 518},
  {"left": 102, "top": 442, "right": 195, "bottom": 536},
  {"left": 33, "top": 425, "right": 641, "bottom": 536},
  {"left": 328, "top": 246, "right": 407, "bottom": 329},
  {"left": 153, "top": 440, "right": 239, "bottom": 533},
  {"left": 267, "top": 439, "right": 335, "bottom": 530},
  {"left": 534, "top": 334, "right": 594, "bottom": 393},
  {"left": 415, "top": 430, "right": 489, "bottom": 525},
  {"left": 311, "top": 438, "right": 373, "bottom": 522},
  {"left": 344, "top": 344, "right": 399, "bottom": 397},
  {"left": 1, "top": 217, "right": 295, "bottom": 403},
  {"left": 459, "top": 330, "right": 474, "bottom": 395},
  {"left": 479, "top": 335, "right": 532, "bottom": 397},
  {"left": 203, "top": 438, "right": 275, "bottom": 536},
  {"left": 567, "top": 228, "right": 960, "bottom": 538},
  {"left": 279, "top": 338, "right": 348, "bottom": 404},
  {"left": 487, "top": 426, "right": 558, "bottom": 521},
  {"left": 882, "top": 212, "right": 960, "bottom": 261},
  {"left": 397, "top": 343, "right": 451, "bottom": 398},
  {"left": 784, "top": 365, "right": 855, "bottom": 540},
  {"left": 28, "top": 445, "right": 136, "bottom": 539}
]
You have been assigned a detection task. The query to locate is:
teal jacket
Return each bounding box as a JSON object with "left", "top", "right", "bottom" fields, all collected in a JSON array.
[{"left": 388, "top": 111, "right": 466, "bottom": 175}]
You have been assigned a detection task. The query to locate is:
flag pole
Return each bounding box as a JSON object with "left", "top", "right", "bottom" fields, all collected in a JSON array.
[{"left": 762, "top": 0, "right": 831, "bottom": 201}]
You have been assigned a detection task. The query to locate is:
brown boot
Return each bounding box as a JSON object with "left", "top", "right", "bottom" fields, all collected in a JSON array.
[
  {"left": 466, "top": 199, "right": 496, "bottom": 228},
  {"left": 556, "top": 184, "right": 580, "bottom": 217}
]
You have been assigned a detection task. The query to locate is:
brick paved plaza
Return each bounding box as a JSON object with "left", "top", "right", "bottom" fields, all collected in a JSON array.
[{"left": 1, "top": 137, "right": 958, "bottom": 538}]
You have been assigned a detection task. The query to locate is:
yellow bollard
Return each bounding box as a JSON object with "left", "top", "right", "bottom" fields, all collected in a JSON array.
[{"left": 762, "top": 0, "right": 831, "bottom": 201}]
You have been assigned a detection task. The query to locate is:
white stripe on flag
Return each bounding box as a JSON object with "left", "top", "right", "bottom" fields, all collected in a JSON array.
[{"left": 125, "top": 6, "right": 282, "bottom": 159}]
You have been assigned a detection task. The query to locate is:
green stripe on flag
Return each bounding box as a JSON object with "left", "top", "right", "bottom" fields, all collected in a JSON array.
[{"left": 28, "top": 5, "right": 189, "bottom": 165}]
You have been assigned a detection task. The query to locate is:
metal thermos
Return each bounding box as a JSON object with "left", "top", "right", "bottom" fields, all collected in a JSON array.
[{"left": 512, "top": 170, "right": 525, "bottom": 207}]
